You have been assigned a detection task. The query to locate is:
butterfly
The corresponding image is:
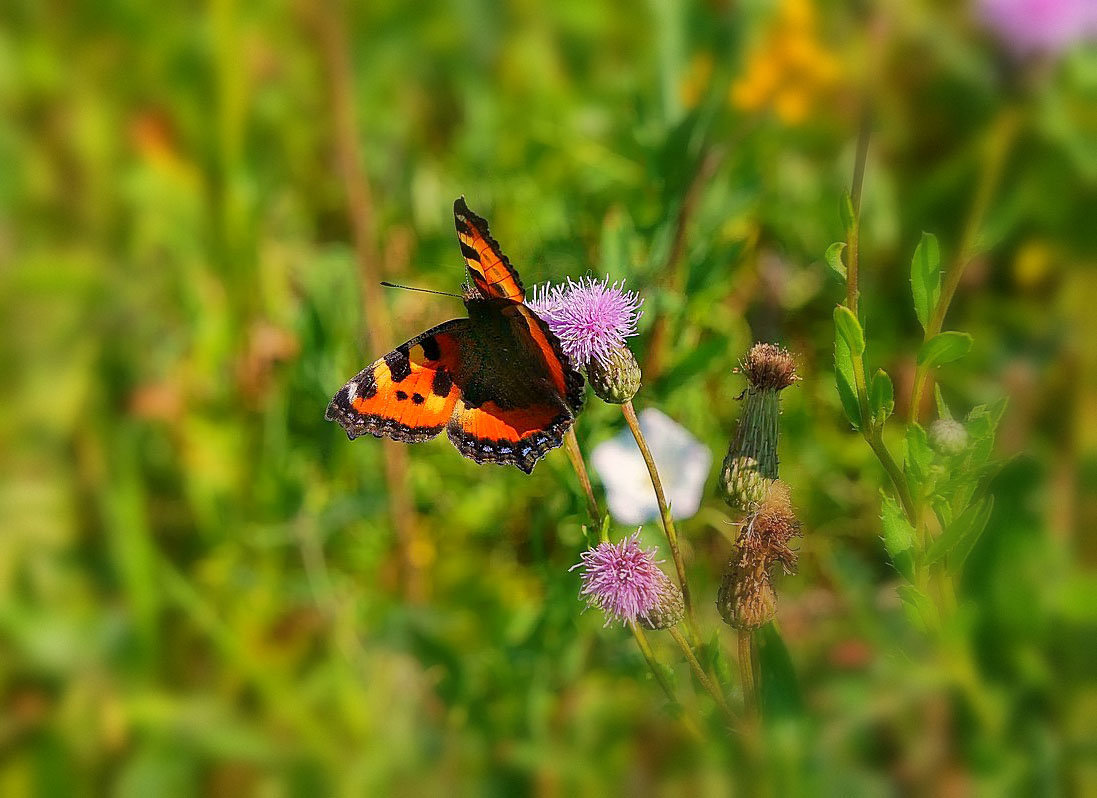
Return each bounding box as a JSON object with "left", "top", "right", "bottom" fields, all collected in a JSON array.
[{"left": 325, "top": 197, "right": 585, "bottom": 474}]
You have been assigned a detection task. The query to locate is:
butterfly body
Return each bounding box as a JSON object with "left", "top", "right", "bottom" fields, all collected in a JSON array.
[{"left": 325, "top": 198, "right": 584, "bottom": 474}]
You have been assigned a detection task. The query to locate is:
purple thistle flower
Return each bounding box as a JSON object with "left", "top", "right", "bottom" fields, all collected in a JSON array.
[
  {"left": 978, "top": 0, "right": 1097, "bottom": 56},
  {"left": 570, "top": 531, "right": 676, "bottom": 626},
  {"left": 529, "top": 276, "right": 643, "bottom": 369}
]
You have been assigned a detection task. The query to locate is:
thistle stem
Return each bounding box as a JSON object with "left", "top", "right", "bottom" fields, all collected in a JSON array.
[
  {"left": 737, "top": 631, "right": 758, "bottom": 719},
  {"left": 563, "top": 427, "right": 604, "bottom": 534},
  {"left": 670, "top": 626, "right": 735, "bottom": 727},
  {"left": 630, "top": 621, "right": 704, "bottom": 742},
  {"left": 621, "top": 399, "right": 699, "bottom": 646}
]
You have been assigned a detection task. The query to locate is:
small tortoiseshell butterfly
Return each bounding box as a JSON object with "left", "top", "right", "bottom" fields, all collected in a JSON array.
[{"left": 325, "top": 198, "right": 585, "bottom": 473}]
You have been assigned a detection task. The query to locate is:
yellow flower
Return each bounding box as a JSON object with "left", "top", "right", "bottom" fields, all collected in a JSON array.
[{"left": 730, "top": 0, "right": 844, "bottom": 125}]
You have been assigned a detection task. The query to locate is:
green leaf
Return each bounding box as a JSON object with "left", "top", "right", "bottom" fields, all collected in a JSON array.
[
  {"left": 833, "top": 327, "right": 861, "bottom": 429},
  {"left": 897, "top": 585, "right": 938, "bottom": 633},
  {"left": 757, "top": 623, "right": 804, "bottom": 721},
  {"left": 904, "top": 423, "right": 933, "bottom": 497},
  {"left": 881, "top": 495, "right": 916, "bottom": 582},
  {"left": 869, "top": 369, "right": 895, "bottom": 423},
  {"left": 825, "top": 241, "right": 847, "bottom": 280},
  {"left": 925, "top": 497, "right": 994, "bottom": 571},
  {"left": 948, "top": 497, "right": 994, "bottom": 568},
  {"left": 917, "top": 331, "right": 973, "bottom": 368},
  {"left": 840, "top": 192, "right": 855, "bottom": 233},
  {"left": 966, "top": 398, "right": 1008, "bottom": 441},
  {"left": 910, "top": 232, "right": 941, "bottom": 331},
  {"left": 833, "top": 305, "right": 865, "bottom": 356},
  {"left": 934, "top": 384, "right": 952, "bottom": 420}
]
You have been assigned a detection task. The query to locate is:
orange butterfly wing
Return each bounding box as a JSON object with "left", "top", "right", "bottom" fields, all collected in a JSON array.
[
  {"left": 325, "top": 321, "right": 466, "bottom": 442},
  {"left": 453, "top": 197, "right": 525, "bottom": 301},
  {"left": 445, "top": 303, "right": 585, "bottom": 474}
]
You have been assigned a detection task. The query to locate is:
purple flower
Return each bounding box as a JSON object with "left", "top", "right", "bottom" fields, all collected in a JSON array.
[
  {"left": 570, "top": 531, "right": 676, "bottom": 626},
  {"left": 529, "top": 276, "right": 643, "bottom": 368},
  {"left": 978, "top": 0, "right": 1097, "bottom": 56}
]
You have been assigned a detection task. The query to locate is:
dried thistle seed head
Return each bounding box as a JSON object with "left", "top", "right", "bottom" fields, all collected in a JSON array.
[
  {"left": 929, "top": 418, "right": 969, "bottom": 456},
  {"left": 586, "top": 343, "right": 641, "bottom": 404},
  {"left": 640, "top": 579, "right": 686, "bottom": 631},
  {"left": 743, "top": 480, "right": 802, "bottom": 573},
  {"left": 717, "top": 543, "right": 777, "bottom": 631},
  {"left": 752, "top": 480, "right": 801, "bottom": 549},
  {"left": 740, "top": 343, "right": 798, "bottom": 392},
  {"left": 719, "top": 455, "right": 771, "bottom": 514}
]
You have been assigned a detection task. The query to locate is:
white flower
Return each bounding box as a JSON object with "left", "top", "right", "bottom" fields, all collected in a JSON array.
[{"left": 591, "top": 408, "right": 712, "bottom": 525}]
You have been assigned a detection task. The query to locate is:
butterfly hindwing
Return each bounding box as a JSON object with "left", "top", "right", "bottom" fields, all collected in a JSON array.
[
  {"left": 325, "top": 320, "right": 466, "bottom": 443},
  {"left": 445, "top": 303, "right": 585, "bottom": 474},
  {"left": 453, "top": 197, "right": 525, "bottom": 301},
  {"left": 448, "top": 399, "right": 574, "bottom": 474}
]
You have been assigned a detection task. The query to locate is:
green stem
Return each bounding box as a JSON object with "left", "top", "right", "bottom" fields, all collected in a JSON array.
[
  {"left": 846, "top": 103, "right": 872, "bottom": 317},
  {"left": 737, "top": 630, "right": 758, "bottom": 719},
  {"left": 630, "top": 621, "right": 704, "bottom": 742},
  {"left": 670, "top": 626, "right": 736, "bottom": 727},
  {"left": 910, "top": 108, "right": 1019, "bottom": 421},
  {"left": 866, "top": 428, "right": 918, "bottom": 523},
  {"left": 840, "top": 113, "right": 917, "bottom": 524},
  {"left": 563, "top": 427, "right": 604, "bottom": 534},
  {"left": 621, "top": 399, "right": 700, "bottom": 646}
]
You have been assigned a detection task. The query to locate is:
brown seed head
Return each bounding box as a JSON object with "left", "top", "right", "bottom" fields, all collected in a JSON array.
[
  {"left": 740, "top": 343, "right": 798, "bottom": 391},
  {"left": 717, "top": 481, "right": 803, "bottom": 631},
  {"left": 717, "top": 541, "right": 778, "bottom": 631},
  {"left": 752, "top": 481, "right": 801, "bottom": 549}
]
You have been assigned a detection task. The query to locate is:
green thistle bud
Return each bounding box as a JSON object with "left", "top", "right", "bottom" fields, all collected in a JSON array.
[
  {"left": 640, "top": 580, "right": 686, "bottom": 630},
  {"left": 719, "top": 456, "right": 771, "bottom": 513},
  {"left": 929, "top": 418, "right": 968, "bottom": 456},
  {"left": 587, "top": 343, "right": 641, "bottom": 404},
  {"left": 720, "top": 343, "right": 798, "bottom": 513}
]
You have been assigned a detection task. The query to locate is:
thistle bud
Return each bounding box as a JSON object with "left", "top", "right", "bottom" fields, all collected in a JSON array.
[
  {"left": 720, "top": 344, "right": 798, "bottom": 513},
  {"left": 929, "top": 418, "right": 968, "bottom": 456},
  {"left": 720, "top": 456, "right": 771, "bottom": 513},
  {"left": 717, "top": 481, "right": 801, "bottom": 631},
  {"left": 586, "top": 343, "right": 642, "bottom": 404},
  {"left": 640, "top": 579, "right": 686, "bottom": 630},
  {"left": 717, "top": 543, "right": 777, "bottom": 631}
]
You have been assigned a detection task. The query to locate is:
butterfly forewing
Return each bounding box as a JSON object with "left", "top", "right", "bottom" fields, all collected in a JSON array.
[{"left": 453, "top": 197, "right": 526, "bottom": 302}]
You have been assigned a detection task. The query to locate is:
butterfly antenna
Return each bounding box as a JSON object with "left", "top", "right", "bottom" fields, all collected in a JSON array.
[{"left": 380, "top": 281, "right": 462, "bottom": 299}]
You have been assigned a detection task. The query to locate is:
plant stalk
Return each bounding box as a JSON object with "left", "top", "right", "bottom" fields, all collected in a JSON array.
[
  {"left": 621, "top": 399, "right": 699, "bottom": 646},
  {"left": 563, "top": 427, "right": 604, "bottom": 533},
  {"left": 737, "top": 630, "right": 758, "bottom": 718},
  {"left": 315, "top": 0, "right": 421, "bottom": 600},
  {"left": 670, "top": 626, "right": 735, "bottom": 727},
  {"left": 630, "top": 621, "right": 704, "bottom": 742}
]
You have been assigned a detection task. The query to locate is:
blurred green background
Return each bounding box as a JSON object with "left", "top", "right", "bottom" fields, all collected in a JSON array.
[{"left": 2, "top": 0, "right": 1095, "bottom": 794}]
